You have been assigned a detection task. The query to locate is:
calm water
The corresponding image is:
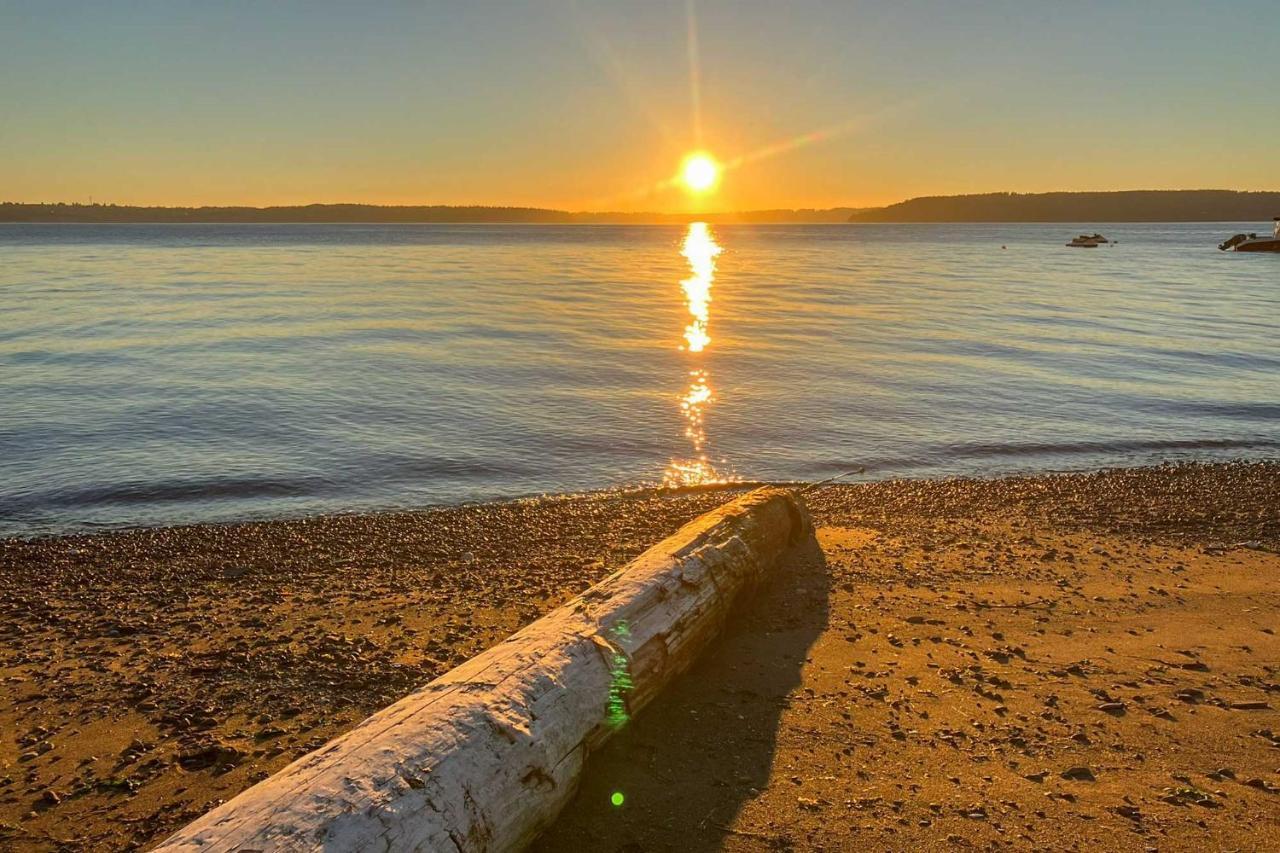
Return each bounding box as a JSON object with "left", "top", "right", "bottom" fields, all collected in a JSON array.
[{"left": 2, "top": 222, "right": 1277, "bottom": 536}]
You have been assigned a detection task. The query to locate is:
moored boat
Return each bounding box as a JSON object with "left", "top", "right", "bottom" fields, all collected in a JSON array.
[{"left": 1219, "top": 218, "right": 1280, "bottom": 252}]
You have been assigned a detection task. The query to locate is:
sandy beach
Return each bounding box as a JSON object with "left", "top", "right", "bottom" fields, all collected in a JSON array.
[{"left": 2, "top": 462, "right": 1278, "bottom": 851}]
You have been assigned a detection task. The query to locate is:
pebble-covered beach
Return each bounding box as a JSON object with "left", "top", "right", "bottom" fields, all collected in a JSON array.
[{"left": 2, "top": 462, "right": 1278, "bottom": 850}]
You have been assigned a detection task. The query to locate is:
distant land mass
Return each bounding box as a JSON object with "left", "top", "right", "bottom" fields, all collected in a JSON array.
[
  {"left": 5, "top": 192, "right": 1278, "bottom": 224},
  {"left": 850, "top": 190, "right": 1280, "bottom": 223},
  {"left": 0, "top": 203, "right": 864, "bottom": 225}
]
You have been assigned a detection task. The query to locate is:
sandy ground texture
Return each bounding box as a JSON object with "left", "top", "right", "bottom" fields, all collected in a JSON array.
[
  {"left": 538, "top": 462, "right": 1280, "bottom": 852},
  {"left": 0, "top": 488, "right": 739, "bottom": 851},
  {"left": 2, "top": 462, "right": 1278, "bottom": 851}
]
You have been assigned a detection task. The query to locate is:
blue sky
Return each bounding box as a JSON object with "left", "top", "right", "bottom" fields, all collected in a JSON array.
[{"left": 2, "top": 1, "right": 1277, "bottom": 209}]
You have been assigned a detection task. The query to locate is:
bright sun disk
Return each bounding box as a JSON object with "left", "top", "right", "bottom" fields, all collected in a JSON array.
[{"left": 680, "top": 152, "right": 720, "bottom": 193}]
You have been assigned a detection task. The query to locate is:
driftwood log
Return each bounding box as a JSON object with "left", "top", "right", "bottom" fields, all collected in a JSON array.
[{"left": 157, "top": 486, "right": 811, "bottom": 852}]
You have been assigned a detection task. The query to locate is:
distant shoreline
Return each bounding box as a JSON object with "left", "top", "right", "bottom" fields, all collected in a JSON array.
[
  {"left": 0, "top": 203, "right": 865, "bottom": 225},
  {"left": 1, "top": 219, "right": 1273, "bottom": 226},
  {"left": 849, "top": 189, "right": 1280, "bottom": 223},
  {"left": 4, "top": 189, "right": 1278, "bottom": 224}
]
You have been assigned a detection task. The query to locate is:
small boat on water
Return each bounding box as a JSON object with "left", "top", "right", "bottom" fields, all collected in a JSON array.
[
  {"left": 1066, "top": 233, "right": 1108, "bottom": 248},
  {"left": 1219, "top": 218, "right": 1280, "bottom": 252}
]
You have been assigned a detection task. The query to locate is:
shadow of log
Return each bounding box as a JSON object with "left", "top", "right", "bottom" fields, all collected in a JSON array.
[{"left": 534, "top": 534, "right": 830, "bottom": 852}]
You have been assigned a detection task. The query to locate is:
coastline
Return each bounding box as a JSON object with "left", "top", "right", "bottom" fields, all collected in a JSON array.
[{"left": 2, "top": 462, "right": 1278, "bottom": 850}]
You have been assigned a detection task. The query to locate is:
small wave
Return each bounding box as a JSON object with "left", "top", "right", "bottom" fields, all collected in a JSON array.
[
  {"left": 943, "top": 437, "right": 1280, "bottom": 459},
  {"left": 8, "top": 475, "right": 332, "bottom": 512},
  {"left": 1150, "top": 402, "right": 1280, "bottom": 422},
  {"left": 802, "top": 437, "right": 1280, "bottom": 479}
]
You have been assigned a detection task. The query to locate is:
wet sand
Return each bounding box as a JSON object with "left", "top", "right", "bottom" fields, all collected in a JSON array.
[{"left": 3, "top": 463, "right": 1278, "bottom": 851}]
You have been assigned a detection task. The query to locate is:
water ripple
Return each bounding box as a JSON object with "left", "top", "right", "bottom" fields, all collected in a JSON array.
[{"left": 1, "top": 222, "right": 1277, "bottom": 535}]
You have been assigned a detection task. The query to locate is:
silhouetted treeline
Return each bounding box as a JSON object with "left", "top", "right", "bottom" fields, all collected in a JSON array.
[
  {"left": 0, "top": 203, "right": 569, "bottom": 224},
  {"left": 0, "top": 203, "right": 863, "bottom": 224},
  {"left": 849, "top": 191, "right": 1280, "bottom": 222},
  {"left": 7, "top": 195, "right": 1278, "bottom": 224}
]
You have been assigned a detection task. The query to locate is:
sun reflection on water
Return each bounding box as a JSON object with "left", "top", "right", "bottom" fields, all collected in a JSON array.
[
  {"left": 679, "top": 222, "right": 719, "bottom": 352},
  {"left": 664, "top": 223, "right": 735, "bottom": 487}
]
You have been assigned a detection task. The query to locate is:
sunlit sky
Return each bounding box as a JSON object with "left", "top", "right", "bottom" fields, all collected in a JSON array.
[{"left": 2, "top": 1, "right": 1277, "bottom": 211}]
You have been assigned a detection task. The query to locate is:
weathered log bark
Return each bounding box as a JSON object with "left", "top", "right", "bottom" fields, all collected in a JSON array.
[{"left": 156, "top": 486, "right": 811, "bottom": 852}]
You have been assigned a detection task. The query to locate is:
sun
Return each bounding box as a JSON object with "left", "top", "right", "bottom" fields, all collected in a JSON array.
[{"left": 680, "top": 152, "right": 720, "bottom": 194}]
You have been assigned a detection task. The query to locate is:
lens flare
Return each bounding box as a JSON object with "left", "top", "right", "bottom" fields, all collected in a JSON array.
[{"left": 665, "top": 223, "right": 735, "bottom": 487}]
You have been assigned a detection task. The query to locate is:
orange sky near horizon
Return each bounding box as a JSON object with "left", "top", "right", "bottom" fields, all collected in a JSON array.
[{"left": 2, "top": 2, "right": 1277, "bottom": 212}]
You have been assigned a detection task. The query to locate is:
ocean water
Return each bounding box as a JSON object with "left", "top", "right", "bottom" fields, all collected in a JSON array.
[{"left": 1, "top": 222, "right": 1277, "bottom": 536}]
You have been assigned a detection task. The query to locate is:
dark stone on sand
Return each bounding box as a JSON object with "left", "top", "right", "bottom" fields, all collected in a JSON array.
[
  {"left": 1061, "top": 766, "right": 1096, "bottom": 782},
  {"left": 177, "top": 743, "right": 242, "bottom": 771}
]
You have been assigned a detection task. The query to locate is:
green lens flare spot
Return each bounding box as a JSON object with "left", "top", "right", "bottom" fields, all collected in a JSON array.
[{"left": 610, "top": 791, "right": 625, "bottom": 807}]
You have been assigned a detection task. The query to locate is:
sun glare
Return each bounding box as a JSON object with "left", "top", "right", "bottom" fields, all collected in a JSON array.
[
  {"left": 680, "top": 152, "right": 720, "bottom": 194},
  {"left": 664, "top": 223, "right": 735, "bottom": 488}
]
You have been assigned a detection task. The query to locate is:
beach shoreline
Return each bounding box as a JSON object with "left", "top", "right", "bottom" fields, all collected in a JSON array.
[{"left": 2, "top": 461, "right": 1277, "bottom": 850}]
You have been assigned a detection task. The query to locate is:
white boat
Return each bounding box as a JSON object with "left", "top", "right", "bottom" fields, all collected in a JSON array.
[{"left": 1219, "top": 219, "right": 1280, "bottom": 252}]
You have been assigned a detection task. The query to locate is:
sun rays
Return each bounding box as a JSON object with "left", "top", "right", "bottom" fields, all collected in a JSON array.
[{"left": 566, "top": 0, "right": 920, "bottom": 210}]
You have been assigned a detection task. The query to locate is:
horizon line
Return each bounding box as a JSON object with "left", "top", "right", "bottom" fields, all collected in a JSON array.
[{"left": 6, "top": 187, "right": 1280, "bottom": 215}]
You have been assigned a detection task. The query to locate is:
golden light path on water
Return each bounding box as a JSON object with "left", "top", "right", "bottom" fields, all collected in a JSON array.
[
  {"left": 664, "top": 222, "right": 734, "bottom": 487},
  {"left": 679, "top": 221, "right": 718, "bottom": 352}
]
